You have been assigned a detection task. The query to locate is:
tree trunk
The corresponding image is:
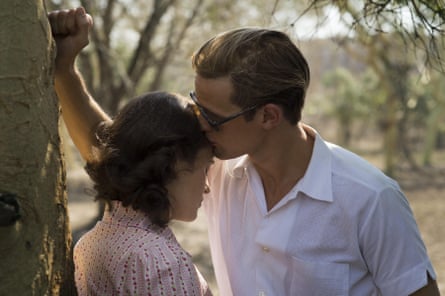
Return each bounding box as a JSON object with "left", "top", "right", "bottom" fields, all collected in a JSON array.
[
  {"left": 423, "top": 102, "right": 443, "bottom": 166},
  {"left": 383, "top": 95, "right": 398, "bottom": 177},
  {"left": 0, "top": 1, "right": 75, "bottom": 295}
]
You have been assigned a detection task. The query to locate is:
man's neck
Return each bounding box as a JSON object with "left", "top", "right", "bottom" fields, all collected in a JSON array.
[{"left": 250, "top": 123, "right": 315, "bottom": 210}]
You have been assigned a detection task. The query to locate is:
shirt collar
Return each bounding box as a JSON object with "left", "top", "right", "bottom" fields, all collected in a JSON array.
[
  {"left": 103, "top": 201, "right": 159, "bottom": 230},
  {"left": 297, "top": 126, "right": 333, "bottom": 202},
  {"left": 230, "top": 155, "right": 250, "bottom": 178},
  {"left": 229, "top": 125, "right": 334, "bottom": 203}
]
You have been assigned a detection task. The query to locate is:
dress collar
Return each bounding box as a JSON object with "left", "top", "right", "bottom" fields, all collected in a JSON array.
[{"left": 102, "top": 201, "right": 172, "bottom": 234}]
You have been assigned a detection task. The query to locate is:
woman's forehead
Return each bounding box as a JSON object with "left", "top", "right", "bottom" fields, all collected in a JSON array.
[{"left": 176, "top": 147, "right": 213, "bottom": 171}]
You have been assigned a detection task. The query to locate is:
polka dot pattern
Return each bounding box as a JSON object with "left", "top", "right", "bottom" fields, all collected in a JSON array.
[{"left": 74, "top": 201, "right": 212, "bottom": 295}]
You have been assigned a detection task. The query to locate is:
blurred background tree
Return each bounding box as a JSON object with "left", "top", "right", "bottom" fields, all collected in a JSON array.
[
  {"left": 46, "top": 0, "right": 445, "bottom": 225},
  {"left": 46, "top": 0, "right": 444, "bottom": 236},
  {"left": 279, "top": 0, "right": 445, "bottom": 176}
]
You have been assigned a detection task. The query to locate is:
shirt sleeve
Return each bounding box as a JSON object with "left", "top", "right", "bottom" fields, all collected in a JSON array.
[
  {"left": 359, "top": 186, "right": 437, "bottom": 295},
  {"left": 118, "top": 249, "right": 209, "bottom": 295},
  {"left": 116, "top": 250, "right": 157, "bottom": 295}
]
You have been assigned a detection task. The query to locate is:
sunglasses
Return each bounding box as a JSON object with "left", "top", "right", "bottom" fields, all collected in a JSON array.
[{"left": 189, "top": 91, "right": 259, "bottom": 130}]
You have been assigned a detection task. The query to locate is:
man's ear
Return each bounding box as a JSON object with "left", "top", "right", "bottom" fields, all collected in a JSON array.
[{"left": 260, "top": 103, "right": 283, "bottom": 130}]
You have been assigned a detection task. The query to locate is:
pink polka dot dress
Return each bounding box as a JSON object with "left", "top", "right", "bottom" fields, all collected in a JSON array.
[{"left": 74, "top": 201, "right": 212, "bottom": 295}]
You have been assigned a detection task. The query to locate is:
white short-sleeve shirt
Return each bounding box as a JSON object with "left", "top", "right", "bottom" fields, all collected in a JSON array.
[{"left": 203, "top": 125, "right": 436, "bottom": 296}]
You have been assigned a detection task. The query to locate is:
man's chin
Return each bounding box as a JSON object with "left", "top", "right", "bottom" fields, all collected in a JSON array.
[
  {"left": 213, "top": 148, "right": 242, "bottom": 160},
  {"left": 213, "top": 147, "right": 227, "bottom": 159}
]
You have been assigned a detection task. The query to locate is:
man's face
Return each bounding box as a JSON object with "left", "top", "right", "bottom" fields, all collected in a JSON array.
[{"left": 192, "top": 75, "right": 264, "bottom": 160}]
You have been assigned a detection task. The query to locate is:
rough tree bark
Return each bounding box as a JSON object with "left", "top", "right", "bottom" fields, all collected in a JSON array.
[{"left": 0, "top": 1, "right": 75, "bottom": 295}]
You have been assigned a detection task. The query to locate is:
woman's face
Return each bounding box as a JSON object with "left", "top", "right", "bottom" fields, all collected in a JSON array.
[{"left": 167, "top": 147, "right": 214, "bottom": 222}]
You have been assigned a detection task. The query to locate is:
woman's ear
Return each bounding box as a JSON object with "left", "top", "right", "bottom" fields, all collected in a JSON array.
[{"left": 260, "top": 103, "right": 283, "bottom": 129}]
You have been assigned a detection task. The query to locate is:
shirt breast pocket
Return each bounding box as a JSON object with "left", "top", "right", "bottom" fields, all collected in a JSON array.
[{"left": 289, "top": 256, "right": 349, "bottom": 296}]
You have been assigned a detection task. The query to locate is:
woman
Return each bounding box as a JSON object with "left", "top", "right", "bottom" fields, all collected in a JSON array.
[{"left": 74, "top": 91, "right": 213, "bottom": 295}]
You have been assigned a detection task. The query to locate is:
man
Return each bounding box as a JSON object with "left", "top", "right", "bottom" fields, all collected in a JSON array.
[{"left": 49, "top": 7, "right": 439, "bottom": 295}]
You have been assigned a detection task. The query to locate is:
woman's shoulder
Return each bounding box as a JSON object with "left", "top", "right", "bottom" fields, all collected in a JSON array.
[
  {"left": 121, "top": 231, "right": 208, "bottom": 294},
  {"left": 122, "top": 226, "right": 192, "bottom": 266}
]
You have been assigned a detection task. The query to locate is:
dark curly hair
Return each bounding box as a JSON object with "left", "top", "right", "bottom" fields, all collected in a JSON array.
[{"left": 85, "top": 91, "right": 210, "bottom": 227}]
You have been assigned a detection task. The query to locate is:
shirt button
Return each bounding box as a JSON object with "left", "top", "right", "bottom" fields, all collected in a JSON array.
[{"left": 262, "top": 246, "right": 270, "bottom": 253}]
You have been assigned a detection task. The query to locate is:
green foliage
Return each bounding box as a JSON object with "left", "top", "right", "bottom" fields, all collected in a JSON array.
[
  {"left": 322, "top": 68, "right": 384, "bottom": 121},
  {"left": 46, "top": 0, "right": 444, "bottom": 169}
]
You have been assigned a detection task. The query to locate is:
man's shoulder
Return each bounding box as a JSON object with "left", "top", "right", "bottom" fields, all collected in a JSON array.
[{"left": 327, "top": 143, "right": 397, "bottom": 190}]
